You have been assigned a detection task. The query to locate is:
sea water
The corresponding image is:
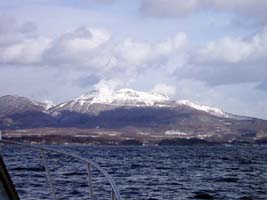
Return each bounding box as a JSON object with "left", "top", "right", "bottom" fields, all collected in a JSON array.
[{"left": 2, "top": 145, "right": 267, "bottom": 200}]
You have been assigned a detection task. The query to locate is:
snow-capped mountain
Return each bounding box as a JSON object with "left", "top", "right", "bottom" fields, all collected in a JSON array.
[
  {"left": 49, "top": 88, "right": 236, "bottom": 118},
  {"left": 0, "top": 89, "right": 248, "bottom": 120},
  {"left": 49, "top": 89, "right": 172, "bottom": 114}
]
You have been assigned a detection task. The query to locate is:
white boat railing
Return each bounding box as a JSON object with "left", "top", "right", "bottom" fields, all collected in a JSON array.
[{"left": 0, "top": 139, "right": 122, "bottom": 200}]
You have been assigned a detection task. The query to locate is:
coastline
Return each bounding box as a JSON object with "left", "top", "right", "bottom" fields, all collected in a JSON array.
[{"left": 2, "top": 128, "right": 267, "bottom": 146}]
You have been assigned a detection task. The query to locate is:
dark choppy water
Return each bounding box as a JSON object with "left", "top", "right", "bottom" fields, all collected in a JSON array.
[{"left": 1, "top": 145, "right": 267, "bottom": 200}]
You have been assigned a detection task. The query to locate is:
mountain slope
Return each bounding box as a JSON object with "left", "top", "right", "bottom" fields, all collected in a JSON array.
[{"left": 0, "top": 95, "right": 46, "bottom": 116}]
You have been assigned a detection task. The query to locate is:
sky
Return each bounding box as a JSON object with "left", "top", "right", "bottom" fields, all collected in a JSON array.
[{"left": 0, "top": 0, "right": 267, "bottom": 119}]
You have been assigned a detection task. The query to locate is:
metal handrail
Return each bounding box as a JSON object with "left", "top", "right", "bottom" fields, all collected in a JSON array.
[{"left": 0, "top": 139, "right": 122, "bottom": 200}]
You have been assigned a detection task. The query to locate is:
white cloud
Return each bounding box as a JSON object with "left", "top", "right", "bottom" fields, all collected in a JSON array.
[
  {"left": 112, "top": 32, "right": 188, "bottom": 74},
  {"left": 0, "top": 14, "right": 49, "bottom": 65},
  {"left": 93, "top": 79, "right": 121, "bottom": 95},
  {"left": 179, "top": 28, "right": 267, "bottom": 86},
  {"left": 195, "top": 28, "right": 267, "bottom": 65},
  {"left": 1, "top": 13, "right": 267, "bottom": 89},
  {"left": 39, "top": 28, "right": 188, "bottom": 76},
  {"left": 0, "top": 37, "right": 50, "bottom": 64},
  {"left": 196, "top": 37, "right": 252, "bottom": 63},
  {"left": 0, "top": 14, "right": 189, "bottom": 77},
  {"left": 44, "top": 27, "right": 111, "bottom": 69},
  {"left": 151, "top": 83, "right": 176, "bottom": 96},
  {"left": 1, "top": 15, "right": 267, "bottom": 88}
]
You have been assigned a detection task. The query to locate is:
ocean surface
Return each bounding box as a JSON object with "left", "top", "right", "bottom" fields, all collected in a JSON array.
[{"left": 1, "top": 144, "right": 267, "bottom": 200}]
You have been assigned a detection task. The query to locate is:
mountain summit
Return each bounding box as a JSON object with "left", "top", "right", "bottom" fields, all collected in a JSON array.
[
  {"left": 50, "top": 88, "right": 172, "bottom": 114},
  {"left": 77, "top": 88, "right": 170, "bottom": 106},
  {"left": 50, "top": 88, "right": 233, "bottom": 118}
]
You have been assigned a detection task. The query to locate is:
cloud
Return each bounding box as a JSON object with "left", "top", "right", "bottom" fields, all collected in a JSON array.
[
  {"left": 92, "top": 0, "right": 115, "bottom": 4},
  {"left": 1, "top": 14, "right": 266, "bottom": 91},
  {"left": 256, "top": 80, "right": 267, "bottom": 92},
  {"left": 0, "top": 15, "right": 50, "bottom": 65},
  {"left": 1, "top": 15, "right": 266, "bottom": 88},
  {"left": 75, "top": 75, "right": 100, "bottom": 88},
  {"left": 0, "top": 14, "right": 189, "bottom": 77},
  {"left": 140, "top": 0, "right": 267, "bottom": 25},
  {"left": 112, "top": 32, "right": 188, "bottom": 75},
  {"left": 195, "top": 37, "right": 252, "bottom": 64},
  {"left": 0, "top": 16, "right": 184, "bottom": 77},
  {"left": 179, "top": 28, "right": 267, "bottom": 86},
  {"left": 43, "top": 27, "right": 111, "bottom": 71},
  {"left": 43, "top": 28, "right": 188, "bottom": 77},
  {"left": 93, "top": 79, "right": 121, "bottom": 95},
  {"left": 194, "top": 29, "right": 267, "bottom": 66},
  {"left": 0, "top": 14, "right": 17, "bottom": 35},
  {"left": 0, "top": 14, "right": 23, "bottom": 46},
  {"left": 18, "top": 22, "right": 38, "bottom": 34},
  {"left": 0, "top": 37, "right": 50, "bottom": 65},
  {"left": 210, "top": 0, "right": 267, "bottom": 18},
  {"left": 0, "top": 14, "right": 37, "bottom": 41},
  {"left": 141, "top": 0, "right": 200, "bottom": 18},
  {"left": 151, "top": 83, "right": 176, "bottom": 96},
  {"left": 0, "top": 0, "right": 116, "bottom": 7}
]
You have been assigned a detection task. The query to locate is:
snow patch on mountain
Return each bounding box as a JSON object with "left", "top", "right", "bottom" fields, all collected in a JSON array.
[
  {"left": 32, "top": 100, "right": 55, "bottom": 110},
  {"left": 41, "top": 100, "right": 55, "bottom": 110},
  {"left": 176, "top": 100, "right": 230, "bottom": 118},
  {"left": 76, "top": 88, "right": 170, "bottom": 106},
  {"left": 165, "top": 130, "right": 188, "bottom": 136}
]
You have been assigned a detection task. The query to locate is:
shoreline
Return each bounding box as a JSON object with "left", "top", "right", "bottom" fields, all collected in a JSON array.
[{"left": 2, "top": 128, "right": 267, "bottom": 146}]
